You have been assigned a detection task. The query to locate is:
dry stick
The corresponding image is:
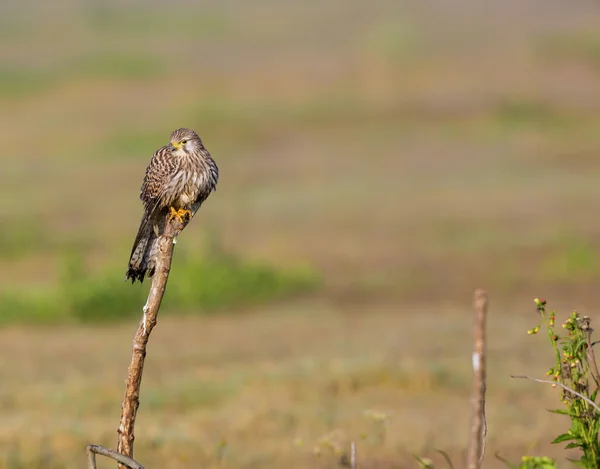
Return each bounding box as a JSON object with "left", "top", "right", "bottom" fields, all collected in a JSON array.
[
  {"left": 578, "top": 317, "right": 600, "bottom": 389},
  {"left": 584, "top": 326, "right": 600, "bottom": 391},
  {"left": 511, "top": 375, "right": 600, "bottom": 414},
  {"left": 350, "top": 441, "right": 357, "bottom": 469},
  {"left": 116, "top": 216, "right": 186, "bottom": 469},
  {"left": 466, "top": 289, "right": 488, "bottom": 469},
  {"left": 86, "top": 445, "right": 144, "bottom": 469}
]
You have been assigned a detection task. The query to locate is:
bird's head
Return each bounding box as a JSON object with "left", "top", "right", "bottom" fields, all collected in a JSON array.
[{"left": 169, "top": 128, "right": 203, "bottom": 155}]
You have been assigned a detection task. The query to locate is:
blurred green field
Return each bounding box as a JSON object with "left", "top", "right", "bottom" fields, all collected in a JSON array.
[
  {"left": 2, "top": 0, "right": 600, "bottom": 467},
  {"left": 0, "top": 304, "right": 572, "bottom": 469}
]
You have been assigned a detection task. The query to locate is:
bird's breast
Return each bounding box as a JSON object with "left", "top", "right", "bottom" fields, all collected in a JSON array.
[{"left": 177, "top": 171, "right": 206, "bottom": 205}]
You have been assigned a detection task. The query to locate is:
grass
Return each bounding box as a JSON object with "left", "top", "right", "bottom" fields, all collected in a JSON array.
[
  {"left": 492, "top": 99, "right": 572, "bottom": 130},
  {"left": 537, "top": 30, "right": 600, "bottom": 69},
  {"left": 70, "top": 53, "right": 164, "bottom": 80},
  {"left": 96, "top": 129, "right": 172, "bottom": 160},
  {"left": 0, "top": 66, "right": 56, "bottom": 99},
  {"left": 0, "top": 241, "right": 319, "bottom": 325},
  {"left": 83, "top": 7, "right": 233, "bottom": 39},
  {"left": 0, "top": 221, "right": 52, "bottom": 260},
  {"left": 0, "top": 302, "right": 565, "bottom": 469}
]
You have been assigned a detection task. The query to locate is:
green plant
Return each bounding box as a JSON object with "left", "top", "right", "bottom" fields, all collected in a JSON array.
[
  {"left": 413, "top": 451, "right": 454, "bottom": 469},
  {"left": 412, "top": 297, "right": 600, "bottom": 469},
  {"left": 496, "top": 454, "right": 557, "bottom": 469},
  {"left": 522, "top": 299, "right": 600, "bottom": 468}
]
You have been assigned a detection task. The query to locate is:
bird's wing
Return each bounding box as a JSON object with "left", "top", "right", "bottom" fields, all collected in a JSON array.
[
  {"left": 140, "top": 145, "right": 178, "bottom": 213},
  {"left": 128, "top": 146, "right": 177, "bottom": 263}
]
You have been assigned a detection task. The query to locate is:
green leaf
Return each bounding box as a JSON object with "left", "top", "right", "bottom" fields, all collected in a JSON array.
[
  {"left": 575, "top": 338, "right": 587, "bottom": 355},
  {"left": 566, "top": 457, "right": 586, "bottom": 467},
  {"left": 519, "top": 455, "right": 556, "bottom": 469},
  {"left": 411, "top": 454, "right": 434, "bottom": 469},
  {"left": 494, "top": 451, "right": 518, "bottom": 469},
  {"left": 547, "top": 408, "right": 573, "bottom": 415},
  {"left": 564, "top": 442, "right": 582, "bottom": 449},
  {"left": 551, "top": 432, "right": 576, "bottom": 444},
  {"left": 436, "top": 450, "right": 455, "bottom": 469}
]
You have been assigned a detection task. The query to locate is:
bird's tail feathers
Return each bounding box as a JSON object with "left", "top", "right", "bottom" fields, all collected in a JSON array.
[{"left": 125, "top": 210, "right": 159, "bottom": 283}]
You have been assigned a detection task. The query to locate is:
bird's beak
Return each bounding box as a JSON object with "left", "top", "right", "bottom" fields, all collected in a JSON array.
[{"left": 171, "top": 142, "right": 182, "bottom": 150}]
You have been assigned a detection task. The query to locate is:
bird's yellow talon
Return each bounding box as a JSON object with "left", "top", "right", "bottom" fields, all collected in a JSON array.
[{"left": 168, "top": 207, "right": 192, "bottom": 223}]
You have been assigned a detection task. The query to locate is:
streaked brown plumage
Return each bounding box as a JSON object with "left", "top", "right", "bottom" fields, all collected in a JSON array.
[{"left": 125, "top": 128, "right": 219, "bottom": 283}]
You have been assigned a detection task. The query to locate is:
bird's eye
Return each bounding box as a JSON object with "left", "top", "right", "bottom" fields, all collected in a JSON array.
[{"left": 180, "top": 139, "right": 187, "bottom": 145}]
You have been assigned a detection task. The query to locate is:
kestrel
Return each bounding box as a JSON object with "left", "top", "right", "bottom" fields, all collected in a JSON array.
[{"left": 125, "top": 128, "right": 219, "bottom": 283}]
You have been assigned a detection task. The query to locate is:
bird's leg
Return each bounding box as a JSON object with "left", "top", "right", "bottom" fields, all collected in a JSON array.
[
  {"left": 168, "top": 206, "right": 193, "bottom": 224},
  {"left": 180, "top": 208, "right": 192, "bottom": 222}
]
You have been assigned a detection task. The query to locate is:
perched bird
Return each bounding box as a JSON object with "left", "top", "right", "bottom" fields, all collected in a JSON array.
[{"left": 125, "top": 128, "right": 219, "bottom": 283}]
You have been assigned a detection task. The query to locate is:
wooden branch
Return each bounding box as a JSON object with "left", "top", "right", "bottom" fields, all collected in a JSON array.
[
  {"left": 587, "top": 335, "right": 600, "bottom": 391},
  {"left": 116, "top": 216, "right": 186, "bottom": 468},
  {"left": 467, "top": 289, "right": 488, "bottom": 469},
  {"left": 86, "top": 445, "right": 144, "bottom": 469},
  {"left": 511, "top": 375, "right": 600, "bottom": 413},
  {"left": 350, "top": 441, "right": 357, "bottom": 469},
  {"left": 582, "top": 318, "right": 600, "bottom": 392}
]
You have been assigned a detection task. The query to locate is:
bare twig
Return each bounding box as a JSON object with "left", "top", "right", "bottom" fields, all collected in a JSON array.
[
  {"left": 116, "top": 215, "right": 186, "bottom": 468},
  {"left": 582, "top": 318, "right": 600, "bottom": 391},
  {"left": 511, "top": 375, "right": 600, "bottom": 413},
  {"left": 350, "top": 441, "right": 357, "bottom": 469},
  {"left": 467, "top": 288, "right": 488, "bottom": 469},
  {"left": 86, "top": 445, "right": 144, "bottom": 469}
]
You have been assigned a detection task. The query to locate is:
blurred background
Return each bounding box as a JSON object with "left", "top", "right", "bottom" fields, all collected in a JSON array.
[{"left": 2, "top": 0, "right": 600, "bottom": 467}]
